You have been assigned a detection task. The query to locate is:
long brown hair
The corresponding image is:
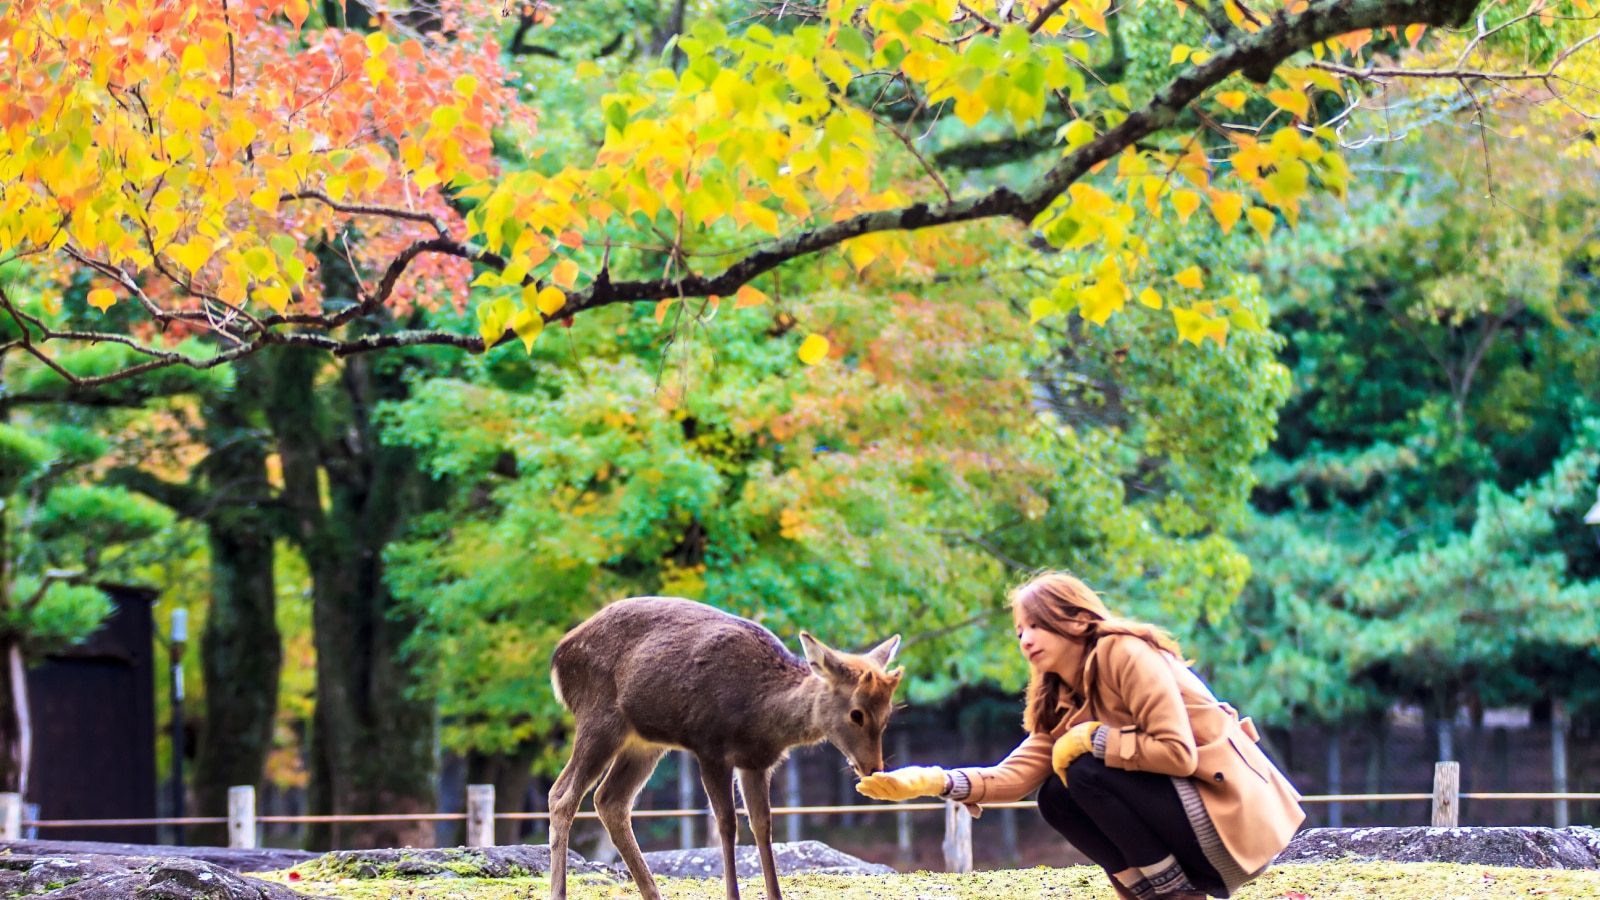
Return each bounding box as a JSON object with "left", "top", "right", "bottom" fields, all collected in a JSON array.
[{"left": 1013, "top": 572, "right": 1186, "bottom": 734}]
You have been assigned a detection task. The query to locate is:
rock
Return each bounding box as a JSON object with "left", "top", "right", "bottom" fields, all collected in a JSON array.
[
  {"left": 1276, "top": 827, "right": 1600, "bottom": 869},
  {"left": 632, "top": 841, "right": 895, "bottom": 878},
  {"left": 0, "top": 853, "right": 307, "bottom": 900},
  {"left": 1, "top": 840, "right": 318, "bottom": 874},
  {"left": 294, "top": 845, "right": 620, "bottom": 881}
]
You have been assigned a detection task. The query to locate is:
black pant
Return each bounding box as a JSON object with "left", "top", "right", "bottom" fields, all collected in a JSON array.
[{"left": 1037, "top": 755, "right": 1225, "bottom": 896}]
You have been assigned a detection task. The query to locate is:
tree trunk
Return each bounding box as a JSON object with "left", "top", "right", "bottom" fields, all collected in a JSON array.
[
  {"left": 267, "top": 344, "right": 439, "bottom": 850},
  {"left": 0, "top": 509, "right": 23, "bottom": 797},
  {"left": 0, "top": 640, "right": 30, "bottom": 798},
  {"left": 190, "top": 359, "right": 282, "bottom": 846}
]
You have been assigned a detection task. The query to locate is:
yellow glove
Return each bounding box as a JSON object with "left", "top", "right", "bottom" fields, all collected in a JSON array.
[
  {"left": 856, "top": 766, "right": 949, "bottom": 801},
  {"left": 1052, "top": 720, "right": 1102, "bottom": 785}
]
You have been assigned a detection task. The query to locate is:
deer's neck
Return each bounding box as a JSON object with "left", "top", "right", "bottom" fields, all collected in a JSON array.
[{"left": 768, "top": 667, "right": 829, "bottom": 746}]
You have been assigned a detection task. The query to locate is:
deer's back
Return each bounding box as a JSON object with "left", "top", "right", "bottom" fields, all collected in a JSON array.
[{"left": 552, "top": 597, "right": 809, "bottom": 760}]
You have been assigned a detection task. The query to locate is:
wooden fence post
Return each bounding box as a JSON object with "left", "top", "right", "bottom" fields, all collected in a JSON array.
[
  {"left": 228, "top": 786, "right": 257, "bottom": 849},
  {"left": 0, "top": 793, "right": 20, "bottom": 841},
  {"left": 679, "top": 751, "right": 697, "bottom": 849},
  {"left": 942, "top": 800, "right": 972, "bottom": 874},
  {"left": 1552, "top": 698, "right": 1570, "bottom": 828},
  {"left": 467, "top": 784, "right": 495, "bottom": 848},
  {"left": 1431, "top": 762, "right": 1460, "bottom": 827}
]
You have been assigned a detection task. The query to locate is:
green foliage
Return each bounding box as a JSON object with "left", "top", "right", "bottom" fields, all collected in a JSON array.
[
  {"left": 33, "top": 484, "right": 176, "bottom": 553},
  {"left": 4, "top": 576, "right": 112, "bottom": 649},
  {"left": 0, "top": 423, "right": 53, "bottom": 496},
  {"left": 1207, "top": 123, "right": 1600, "bottom": 725}
]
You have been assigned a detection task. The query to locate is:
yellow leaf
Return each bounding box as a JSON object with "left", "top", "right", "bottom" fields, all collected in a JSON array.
[
  {"left": 1172, "top": 306, "right": 1208, "bottom": 345},
  {"left": 170, "top": 239, "right": 214, "bottom": 274},
  {"left": 180, "top": 44, "right": 207, "bottom": 77},
  {"left": 1215, "top": 91, "right": 1247, "bottom": 111},
  {"left": 535, "top": 286, "right": 566, "bottom": 316},
  {"left": 285, "top": 0, "right": 310, "bottom": 31},
  {"left": 798, "top": 334, "right": 830, "bottom": 365},
  {"left": 250, "top": 188, "right": 279, "bottom": 214},
  {"left": 1169, "top": 44, "right": 1191, "bottom": 66},
  {"left": 1139, "top": 287, "right": 1163, "bottom": 309},
  {"left": 551, "top": 259, "right": 580, "bottom": 289},
  {"left": 1062, "top": 118, "right": 1096, "bottom": 150},
  {"left": 257, "top": 284, "right": 291, "bottom": 312},
  {"left": 87, "top": 288, "right": 116, "bottom": 312},
  {"left": 511, "top": 307, "right": 544, "bottom": 352},
  {"left": 734, "top": 285, "right": 769, "bottom": 309},
  {"left": 366, "top": 32, "right": 390, "bottom": 55},
  {"left": 1211, "top": 191, "right": 1244, "bottom": 234},
  {"left": 1405, "top": 24, "right": 1425, "bottom": 46},
  {"left": 1029, "top": 296, "right": 1058, "bottom": 324},
  {"left": 1077, "top": 280, "right": 1124, "bottom": 325},
  {"left": 454, "top": 75, "right": 479, "bottom": 98},
  {"left": 1171, "top": 190, "right": 1201, "bottom": 223},
  {"left": 1266, "top": 89, "right": 1309, "bottom": 119},
  {"left": 477, "top": 296, "right": 514, "bottom": 346},
  {"left": 1175, "top": 266, "right": 1204, "bottom": 290},
  {"left": 1232, "top": 307, "right": 1265, "bottom": 332},
  {"left": 1247, "top": 206, "right": 1277, "bottom": 240}
]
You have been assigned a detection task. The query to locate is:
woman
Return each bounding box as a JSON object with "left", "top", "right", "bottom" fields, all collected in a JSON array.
[{"left": 857, "top": 572, "right": 1304, "bottom": 900}]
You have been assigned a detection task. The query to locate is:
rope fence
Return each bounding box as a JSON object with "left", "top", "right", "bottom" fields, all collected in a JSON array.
[{"left": 8, "top": 765, "right": 1595, "bottom": 873}]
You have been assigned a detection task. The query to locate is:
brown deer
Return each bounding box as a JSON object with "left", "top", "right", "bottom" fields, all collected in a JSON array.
[{"left": 548, "top": 596, "right": 903, "bottom": 900}]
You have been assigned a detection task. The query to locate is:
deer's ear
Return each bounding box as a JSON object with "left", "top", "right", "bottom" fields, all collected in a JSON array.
[
  {"left": 800, "top": 631, "right": 847, "bottom": 682},
  {"left": 864, "top": 634, "right": 901, "bottom": 669}
]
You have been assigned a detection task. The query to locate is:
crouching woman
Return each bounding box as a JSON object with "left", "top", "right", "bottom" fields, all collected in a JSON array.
[{"left": 857, "top": 572, "right": 1304, "bottom": 900}]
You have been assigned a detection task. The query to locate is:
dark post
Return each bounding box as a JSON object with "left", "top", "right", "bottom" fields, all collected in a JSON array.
[{"left": 170, "top": 608, "right": 187, "bottom": 845}]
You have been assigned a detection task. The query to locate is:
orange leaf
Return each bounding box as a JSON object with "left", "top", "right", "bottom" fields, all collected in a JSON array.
[
  {"left": 87, "top": 288, "right": 116, "bottom": 312},
  {"left": 1175, "top": 266, "right": 1204, "bottom": 290},
  {"left": 551, "top": 258, "right": 579, "bottom": 289},
  {"left": 655, "top": 298, "right": 676, "bottom": 324},
  {"left": 734, "top": 285, "right": 769, "bottom": 309}
]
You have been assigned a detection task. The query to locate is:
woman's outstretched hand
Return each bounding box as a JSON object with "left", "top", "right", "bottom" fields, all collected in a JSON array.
[
  {"left": 1051, "top": 720, "right": 1103, "bottom": 785},
  {"left": 856, "top": 766, "right": 949, "bottom": 801}
]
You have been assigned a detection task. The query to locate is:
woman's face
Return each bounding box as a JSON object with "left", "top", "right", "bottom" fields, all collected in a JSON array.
[{"left": 1015, "top": 606, "right": 1091, "bottom": 675}]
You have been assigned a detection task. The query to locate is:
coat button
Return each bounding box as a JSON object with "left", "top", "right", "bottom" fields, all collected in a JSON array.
[{"left": 1213, "top": 772, "right": 1224, "bottom": 782}]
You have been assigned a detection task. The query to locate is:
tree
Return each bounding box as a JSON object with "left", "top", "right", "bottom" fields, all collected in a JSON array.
[
  {"left": 0, "top": 414, "right": 176, "bottom": 796},
  {"left": 2, "top": 0, "right": 1587, "bottom": 385},
  {"left": 379, "top": 209, "right": 1288, "bottom": 788}
]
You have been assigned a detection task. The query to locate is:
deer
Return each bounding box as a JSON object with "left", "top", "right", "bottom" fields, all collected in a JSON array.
[{"left": 547, "top": 595, "right": 903, "bottom": 900}]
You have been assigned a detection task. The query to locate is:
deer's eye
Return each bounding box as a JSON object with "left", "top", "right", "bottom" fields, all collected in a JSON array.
[{"left": 849, "top": 709, "right": 865, "bottom": 727}]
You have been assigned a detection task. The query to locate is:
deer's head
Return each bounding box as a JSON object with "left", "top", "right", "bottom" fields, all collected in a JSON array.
[{"left": 799, "top": 632, "right": 903, "bottom": 777}]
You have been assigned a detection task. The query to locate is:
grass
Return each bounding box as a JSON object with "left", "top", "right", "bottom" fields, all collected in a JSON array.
[{"left": 260, "top": 863, "right": 1600, "bottom": 900}]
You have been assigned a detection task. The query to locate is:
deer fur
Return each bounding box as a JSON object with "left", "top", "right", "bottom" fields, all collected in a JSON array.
[{"left": 547, "top": 596, "right": 903, "bottom": 900}]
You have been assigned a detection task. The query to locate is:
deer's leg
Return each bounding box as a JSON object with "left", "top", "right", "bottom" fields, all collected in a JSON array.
[
  {"left": 738, "top": 767, "right": 782, "bottom": 900},
  {"left": 548, "top": 718, "right": 624, "bottom": 900},
  {"left": 699, "top": 757, "right": 742, "bottom": 900},
  {"left": 595, "top": 746, "right": 668, "bottom": 900}
]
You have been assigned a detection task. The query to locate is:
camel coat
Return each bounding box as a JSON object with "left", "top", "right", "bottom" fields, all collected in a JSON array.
[{"left": 953, "top": 634, "right": 1304, "bottom": 890}]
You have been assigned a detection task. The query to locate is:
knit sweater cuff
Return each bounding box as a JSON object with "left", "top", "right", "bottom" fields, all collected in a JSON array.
[
  {"left": 1091, "top": 725, "right": 1110, "bottom": 759},
  {"left": 943, "top": 770, "right": 973, "bottom": 801}
]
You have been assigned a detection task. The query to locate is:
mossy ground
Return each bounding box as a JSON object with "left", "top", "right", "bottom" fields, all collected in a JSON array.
[{"left": 260, "top": 863, "right": 1600, "bottom": 900}]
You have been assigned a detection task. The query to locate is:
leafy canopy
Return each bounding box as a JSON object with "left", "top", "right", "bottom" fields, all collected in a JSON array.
[{"left": 4, "top": 0, "right": 1591, "bottom": 382}]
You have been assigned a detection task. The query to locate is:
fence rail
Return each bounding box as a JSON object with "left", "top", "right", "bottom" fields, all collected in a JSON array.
[{"left": 7, "top": 765, "right": 1594, "bottom": 873}]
